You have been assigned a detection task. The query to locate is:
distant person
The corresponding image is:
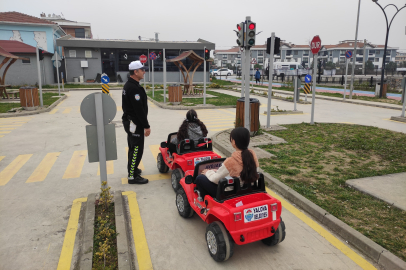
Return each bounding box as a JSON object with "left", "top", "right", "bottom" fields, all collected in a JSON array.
[
  {"left": 255, "top": 68, "right": 261, "bottom": 84},
  {"left": 122, "top": 60, "right": 150, "bottom": 184}
]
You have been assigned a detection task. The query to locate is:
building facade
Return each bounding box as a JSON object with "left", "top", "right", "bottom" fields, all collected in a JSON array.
[
  {"left": 40, "top": 13, "right": 92, "bottom": 39},
  {"left": 56, "top": 36, "right": 215, "bottom": 83}
]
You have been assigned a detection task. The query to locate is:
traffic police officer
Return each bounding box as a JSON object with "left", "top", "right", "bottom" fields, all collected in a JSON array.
[{"left": 122, "top": 61, "right": 150, "bottom": 184}]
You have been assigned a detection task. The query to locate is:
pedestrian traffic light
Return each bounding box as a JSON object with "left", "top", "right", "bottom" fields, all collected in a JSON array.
[
  {"left": 274, "top": 37, "right": 281, "bottom": 54},
  {"left": 246, "top": 21, "right": 256, "bottom": 48},
  {"left": 39, "top": 48, "right": 44, "bottom": 60},
  {"left": 236, "top": 22, "right": 244, "bottom": 47},
  {"left": 204, "top": 49, "right": 210, "bottom": 60},
  {"left": 158, "top": 51, "right": 163, "bottom": 60}
]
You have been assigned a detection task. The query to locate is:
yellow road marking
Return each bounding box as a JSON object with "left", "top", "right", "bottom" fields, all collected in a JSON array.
[
  {"left": 384, "top": 118, "right": 406, "bottom": 124},
  {"left": 210, "top": 128, "right": 233, "bottom": 131},
  {"left": 0, "top": 156, "right": 5, "bottom": 162},
  {"left": 0, "top": 154, "right": 32, "bottom": 186},
  {"left": 126, "top": 147, "right": 145, "bottom": 170},
  {"left": 57, "top": 99, "right": 66, "bottom": 106},
  {"left": 266, "top": 187, "right": 377, "bottom": 270},
  {"left": 0, "top": 131, "right": 11, "bottom": 134},
  {"left": 0, "top": 128, "right": 16, "bottom": 130},
  {"left": 117, "top": 106, "right": 122, "bottom": 111},
  {"left": 122, "top": 191, "right": 153, "bottom": 270},
  {"left": 63, "top": 150, "right": 87, "bottom": 179},
  {"left": 218, "top": 109, "right": 235, "bottom": 115},
  {"left": 206, "top": 124, "right": 235, "bottom": 128},
  {"left": 0, "top": 135, "right": 4, "bottom": 137},
  {"left": 148, "top": 101, "right": 157, "bottom": 108},
  {"left": 26, "top": 152, "right": 60, "bottom": 183},
  {"left": 202, "top": 119, "right": 234, "bottom": 124},
  {"left": 49, "top": 108, "right": 59, "bottom": 114},
  {"left": 121, "top": 173, "right": 170, "bottom": 184},
  {"left": 149, "top": 145, "right": 160, "bottom": 163},
  {"left": 97, "top": 160, "right": 114, "bottom": 175},
  {"left": 262, "top": 113, "right": 309, "bottom": 116},
  {"left": 57, "top": 197, "right": 87, "bottom": 270},
  {"left": 0, "top": 125, "right": 22, "bottom": 127},
  {"left": 62, "top": 108, "right": 72, "bottom": 114}
]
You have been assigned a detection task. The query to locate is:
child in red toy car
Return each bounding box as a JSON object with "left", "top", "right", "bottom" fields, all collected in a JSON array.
[
  {"left": 195, "top": 127, "right": 259, "bottom": 199},
  {"left": 169, "top": 109, "right": 208, "bottom": 153}
]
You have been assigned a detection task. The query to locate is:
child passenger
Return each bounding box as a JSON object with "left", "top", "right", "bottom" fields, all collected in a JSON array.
[
  {"left": 195, "top": 127, "right": 259, "bottom": 199},
  {"left": 171, "top": 109, "right": 208, "bottom": 147}
]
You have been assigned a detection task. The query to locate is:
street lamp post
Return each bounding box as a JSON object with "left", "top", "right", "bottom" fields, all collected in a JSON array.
[{"left": 372, "top": 0, "right": 406, "bottom": 98}]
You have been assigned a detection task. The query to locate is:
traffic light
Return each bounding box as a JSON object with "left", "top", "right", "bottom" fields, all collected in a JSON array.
[
  {"left": 236, "top": 22, "right": 244, "bottom": 47},
  {"left": 274, "top": 37, "right": 281, "bottom": 54},
  {"left": 246, "top": 21, "right": 256, "bottom": 48},
  {"left": 204, "top": 49, "right": 210, "bottom": 60},
  {"left": 158, "top": 51, "right": 163, "bottom": 60},
  {"left": 38, "top": 48, "right": 44, "bottom": 60}
]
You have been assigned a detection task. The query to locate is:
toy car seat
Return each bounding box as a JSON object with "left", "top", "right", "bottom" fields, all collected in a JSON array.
[
  {"left": 176, "top": 139, "right": 195, "bottom": 155},
  {"left": 195, "top": 137, "right": 213, "bottom": 151}
]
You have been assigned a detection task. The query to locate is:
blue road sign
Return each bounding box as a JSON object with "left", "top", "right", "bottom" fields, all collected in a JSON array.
[
  {"left": 149, "top": 52, "right": 157, "bottom": 60},
  {"left": 305, "top": 74, "right": 312, "bottom": 83},
  {"left": 101, "top": 75, "right": 110, "bottom": 84},
  {"left": 345, "top": 50, "right": 352, "bottom": 59}
]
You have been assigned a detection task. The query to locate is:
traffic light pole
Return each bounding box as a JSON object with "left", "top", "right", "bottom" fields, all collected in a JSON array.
[
  {"left": 241, "top": 47, "right": 245, "bottom": 97},
  {"left": 152, "top": 60, "right": 155, "bottom": 99},
  {"left": 163, "top": 48, "right": 166, "bottom": 103},
  {"left": 266, "top": 32, "right": 275, "bottom": 128},
  {"left": 35, "top": 46, "right": 43, "bottom": 107},
  {"left": 244, "top": 47, "right": 250, "bottom": 131},
  {"left": 310, "top": 54, "right": 318, "bottom": 125},
  {"left": 204, "top": 46, "right": 206, "bottom": 105}
]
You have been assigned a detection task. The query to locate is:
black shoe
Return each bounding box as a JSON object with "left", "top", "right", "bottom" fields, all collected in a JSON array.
[{"left": 128, "top": 175, "right": 149, "bottom": 184}]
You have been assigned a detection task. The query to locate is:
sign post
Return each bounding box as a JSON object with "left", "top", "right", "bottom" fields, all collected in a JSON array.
[
  {"left": 310, "top": 35, "right": 321, "bottom": 125},
  {"left": 204, "top": 46, "right": 206, "bottom": 105},
  {"left": 343, "top": 50, "right": 352, "bottom": 100},
  {"left": 139, "top": 54, "right": 147, "bottom": 90},
  {"left": 53, "top": 52, "right": 62, "bottom": 96},
  {"left": 241, "top": 47, "right": 245, "bottom": 98},
  {"left": 101, "top": 75, "right": 110, "bottom": 94},
  {"left": 163, "top": 48, "right": 167, "bottom": 104},
  {"left": 36, "top": 46, "right": 43, "bottom": 107},
  {"left": 401, "top": 77, "right": 406, "bottom": 117},
  {"left": 149, "top": 52, "right": 157, "bottom": 98},
  {"left": 266, "top": 32, "right": 275, "bottom": 128}
]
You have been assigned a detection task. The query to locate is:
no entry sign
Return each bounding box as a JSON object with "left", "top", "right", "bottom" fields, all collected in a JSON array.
[
  {"left": 310, "top": 36, "right": 322, "bottom": 54},
  {"left": 139, "top": 55, "right": 147, "bottom": 64}
]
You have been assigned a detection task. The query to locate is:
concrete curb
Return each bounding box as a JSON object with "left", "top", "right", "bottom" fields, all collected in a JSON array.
[
  {"left": 115, "top": 191, "right": 132, "bottom": 270},
  {"left": 212, "top": 129, "right": 406, "bottom": 270},
  {"left": 0, "top": 94, "right": 67, "bottom": 118},
  {"left": 147, "top": 96, "right": 236, "bottom": 110},
  {"left": 224, "top": 88, "right": 311, "bottom": 104},
  {"left": 390, "top": 116, "right": 406, "bottom": 123},
  {"left": 78, "top": 193, "right": 96, "bottom": 270},
  {"left": 262, "top": 110, "right": 304, "bottom": 115}
]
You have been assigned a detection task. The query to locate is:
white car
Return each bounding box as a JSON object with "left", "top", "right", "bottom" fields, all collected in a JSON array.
[{"left": 212, "top": 68, "right": 233, "bottom": 76}]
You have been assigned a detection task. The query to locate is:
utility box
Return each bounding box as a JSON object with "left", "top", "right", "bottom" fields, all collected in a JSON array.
[
  {"left": 19, "top": 87, "right": 39, "bottom": 110},
  {"left": 235, "top": 98, "right": 260, "bottom": 134}
]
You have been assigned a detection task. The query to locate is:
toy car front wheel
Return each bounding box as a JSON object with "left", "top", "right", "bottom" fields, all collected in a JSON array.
[
  {"left": 262, "top": 217, "right": 286, "bottom": 246},
  {"left": 176, "top": 187, "right": 194, "bottom": 218},
  {"left": 206, "top": 221, "right": 234, "bottom": 262},
  {"left": 171, "top": 168, "right": 184, "bottom": 191},
  {"left": 157, "top": 153, "right": 169, "bottom": 173}
]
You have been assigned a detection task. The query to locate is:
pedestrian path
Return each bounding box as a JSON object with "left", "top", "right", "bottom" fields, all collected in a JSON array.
[
  {"left": 177, "top": 109, "right": 236, "bottom": 132},
  {"left": 0, "top": 145, "right": 168, "bottom": 187},
  {"left": 49, "top": 106, "right": 124, "bottom": 115},
  {"left": 0, "top": 117, "right": 33, "bottom": 138}
]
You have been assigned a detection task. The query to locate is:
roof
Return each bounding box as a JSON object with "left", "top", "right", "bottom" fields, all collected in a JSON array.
[
  {"left": 0, "top": 12, "right": 56, "bottom": 25},
  {"left": 0, "top": 40, "right": 52, "bottom": 54},
  {"left": 0, "top": 45, "right": 29, "bottom": 60},
  {"left": 166, "top": 50, "right": 212, "bottom": 63}
]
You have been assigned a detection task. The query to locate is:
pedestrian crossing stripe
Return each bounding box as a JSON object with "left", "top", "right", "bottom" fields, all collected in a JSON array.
[
  {"left": 102, "top": 84, "right": 110, "bottom": 94},
  {"left": 304, "top": 83, "right": 311, "bottom": 94}
]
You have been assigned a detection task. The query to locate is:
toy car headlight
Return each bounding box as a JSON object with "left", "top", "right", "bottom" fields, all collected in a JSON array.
[{"left": 234, "top": 212, "right": 242, "bottom": 221}]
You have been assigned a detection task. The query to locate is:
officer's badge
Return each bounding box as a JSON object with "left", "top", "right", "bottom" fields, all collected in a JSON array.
[{"left": 135, "top": 94, "right": 140, "bottom": 101}]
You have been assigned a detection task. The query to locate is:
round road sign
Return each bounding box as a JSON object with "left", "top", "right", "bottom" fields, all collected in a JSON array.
[
  {"left": 345, "top": 50, "right": 353, "bottom": 59},
  {"left": 149, "top": 52, "right": 157, "bottom": 60},
  {"left": 101, "top": 75, "right": 110, "bottom": 84},
  {"left": 305, "top": 74, "right": 312, "bottom": 83},
  {"left": 139, "top": 54, "right": 147, "bottom": 64},
  {"left": 80, "top": 93, "right": 117, "bottom": 126},
  {"left": 310, "top": 35, "right": 322, "bottom": 54}
]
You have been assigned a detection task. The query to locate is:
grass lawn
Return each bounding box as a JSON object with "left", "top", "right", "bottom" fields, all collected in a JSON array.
[
  {"left": 0, "top": 92, "right": 64, "bottom": 113},
  {"left": 147, "top": 90, "right": 239, "bottom": 106},
  {"left": 211, "top": 78, "right": 235, "bottom": 86},
  {"left": 260, "top": 123, "right": 406, "bottom": 261},
  {"left": 254, "top": 84, "right": 403, "bottom": 106}
]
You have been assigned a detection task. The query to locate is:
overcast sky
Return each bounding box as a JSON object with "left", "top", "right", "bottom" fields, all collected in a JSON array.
[{"left": 2, "top": 0, "right": 406, "bottom": 51}]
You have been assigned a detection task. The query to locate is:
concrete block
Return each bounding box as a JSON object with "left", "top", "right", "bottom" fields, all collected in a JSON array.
[
  {"left": 322, "top": 214, "right": 385, "bottom": 263},
  {"left": 114, "top": 191, "right": 131, "bottom": 270},
  {"left": 379, "top": 250, "right": 406, "bottom": 270},
  {"left": 79, "top": 193, "right": 96, "bottom": 270}
]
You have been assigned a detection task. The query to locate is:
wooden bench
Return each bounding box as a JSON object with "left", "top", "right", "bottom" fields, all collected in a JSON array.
[{"left": 7, "top": 90, "right": 20, "bottom": 99}]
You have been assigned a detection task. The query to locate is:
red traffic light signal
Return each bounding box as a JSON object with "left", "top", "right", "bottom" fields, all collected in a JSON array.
[
  {"left": 249, "top": 23, "right": 255, "bottom": 30},
  {"left": 204, "top": 49, "right": 210, "bottom": 60},
  {"left": 247, "top": 22, "right": 256, "bottom": 47},
  {"left": 38, "top": 48, "right": 44, "bottom": 60},
  {"left": 237, "top": 24, "right": 241, "bottom": 31}
]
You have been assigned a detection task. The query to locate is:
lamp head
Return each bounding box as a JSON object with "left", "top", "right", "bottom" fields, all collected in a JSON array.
[{"left": 372, "top": 0, "right": 378, "bottom": 2}]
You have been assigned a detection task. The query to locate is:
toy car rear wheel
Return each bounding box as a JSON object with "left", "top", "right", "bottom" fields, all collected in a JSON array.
[
  {"left": 176, "top": 187, "right": 194, "bottom": 218},
  {"left": 171, "top": 168, "right": 184, "bottom": 191},
  {"left": 262, "top": 217, "right": 286, "bottom": 246},
  {"left": 157, "top": 153, "right": 169, "bottom": 173},
  {"left": 206, "top": 221, "right": 234, "bottom": 262}
]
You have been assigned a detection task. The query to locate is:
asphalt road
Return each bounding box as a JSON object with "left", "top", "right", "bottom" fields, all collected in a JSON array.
[{"left": 0, "top": 89, "right": 404, "bottom": 269}]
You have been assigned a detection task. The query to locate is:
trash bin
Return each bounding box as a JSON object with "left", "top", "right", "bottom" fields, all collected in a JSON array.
[
  {"left": 168, "top": 84, "right": 182, "bottom": 104},
  {"left": 235, "top": 97, "right": 260, "bottom": 134},
  {"left": 73, "top": 77, "right": 79, "bottom": 83},
  {"left": 375, "top": 80, "right": 387, "bottom": 98},
  {"left": 19, "top": 87, "right": 39, "bottom": 110}
]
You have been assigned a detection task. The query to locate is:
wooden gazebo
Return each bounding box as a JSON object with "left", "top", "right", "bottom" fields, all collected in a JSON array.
[
  {"left": 166, "top": 50, "right": 212, "bottom": 95},
  {"left": 0, "top": 45, "right": 28, "bottom": 99}
]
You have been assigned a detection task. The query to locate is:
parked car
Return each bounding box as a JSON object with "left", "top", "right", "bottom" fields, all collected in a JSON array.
[
  {"left": 273, "top": 62, "right": 310, "bottom": 76},
  {"left": 212, "top": 68, "right": 233, "bottom": 76}
]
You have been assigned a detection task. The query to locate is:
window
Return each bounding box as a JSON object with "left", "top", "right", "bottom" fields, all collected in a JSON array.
[
  {"left": 69, "top": 50, "right": 76, "bottom": 58},
  {"left": 258, "top": 51, "right": 264, "bottom": 56},
  {"left": 22, "top": 58, "right": 30, "bottom": 64},
  {"left": 340, "top": 50, "right": 346, "bottom": 55},
  {"left": 289, "top": 64, "right": 296, "bottom": 70},
  {"left": 85, "top": 50, "right": 92, "bottom": 58},
  {"left": 369, "top": 50, "right": 375, "bottom": 55},
  {"left": 357, "top": 50, "right": 363, "bottom": 55},
  {"left": 375, "top": 58, "right": 379, "bottom": 62},
  {"left": 303, "top": 50, "right": 309, "bottom": 56},
  {"left": 356, "top": 57, "right": 363, "bottom": 62},
  {"left": 376, "top": 50, "right": 380, "bottom": 55},
  {"left": 340, "top": 57, "right": 346, "bottom": 63},
  {"left": 258, "top": 58, "right": 263, "bottom": 64},
  {"left": 368, "top": 58, "right": 374, "bottom": 62},
  {"left": 75, "top": 28, "right": 85, "bottom": 38},
  {"left": 222, "top": 54, "right": 228, "bottom": 59},
  {"left": 236, "top": 54, "right": 241, "bottom": 58},
  {"left": 302, "top": 57, "right": 308, "bottom": 63},
  {"left": 294, "top": 51, "right": 298, "bottom": 55},
  {"left": 286, "top": 50, "right": 292, "bottom": 56}
]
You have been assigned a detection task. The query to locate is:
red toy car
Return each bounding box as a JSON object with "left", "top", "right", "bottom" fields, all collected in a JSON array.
[
  {"left": 157, "top": 132, "right": 221, "bottom": 192},
  {"left": 175, "top": 159, "right": 286, "bottom": 262}
]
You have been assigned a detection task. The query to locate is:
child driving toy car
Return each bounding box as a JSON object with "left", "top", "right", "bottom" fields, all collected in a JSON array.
[
  {"left": 195, "top": 127, "right": 259, "bottom": 199},
  {"left": 169, "top": 109, "right": 208, "bottom": 154}
]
